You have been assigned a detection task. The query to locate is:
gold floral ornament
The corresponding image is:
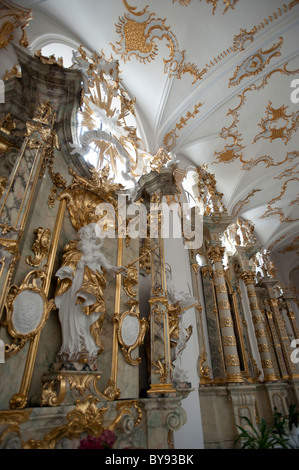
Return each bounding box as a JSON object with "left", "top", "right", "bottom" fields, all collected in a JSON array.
[
  {"left": 0, "top": 112, "right": 18, "bottom": 157},
  {"left": 0, "top": 0, "right": 32, "bottom": 49},
  {"left": 229, "top": 37, "right": 283, "bottom": 87},
  {"left": 26, "top": 227, "right": 51, "bottom": 268},
  {"left": 253, "top": 101, "right": 299, "bottom": 145},
  {"left": 111, "top": 0, "right": 207, "bottom": 84},
  {"left": 153, "top": 358, "right": 168, "bottom": 383}
]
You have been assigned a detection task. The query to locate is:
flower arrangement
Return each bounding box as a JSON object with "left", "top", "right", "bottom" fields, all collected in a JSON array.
[{"left": 78, "top": 430, "right": 116, "bottom": 449}]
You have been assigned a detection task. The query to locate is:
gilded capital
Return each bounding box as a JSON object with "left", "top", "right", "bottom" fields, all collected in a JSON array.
[
  {"left": 240, "top": 270, "right": 256, "bottom": 286},
  {"left": 206, "top": 245, "right": 225, "bottom": 264}
]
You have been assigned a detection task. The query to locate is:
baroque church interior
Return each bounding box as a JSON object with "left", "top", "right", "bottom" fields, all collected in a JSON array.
[{"left": 0, "top": 0, "right": 299, "bottom": 450}]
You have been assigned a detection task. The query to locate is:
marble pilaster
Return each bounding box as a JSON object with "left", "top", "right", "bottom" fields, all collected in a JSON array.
[
  {"left": 259, "top": 277, "right": 296, "bottom": 378},
  {"left": 239, "top": 272, "right": 278, "bottom": 381},
  {"left": 207, "top": 244, "right": 243, "bottom": 383}
]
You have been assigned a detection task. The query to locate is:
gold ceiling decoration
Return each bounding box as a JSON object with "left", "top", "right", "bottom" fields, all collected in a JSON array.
[
  {"left": 228, "top": 37, "right": 283, "bottom": 87},
  {"left": 260, "top": 177, "right": 299, "bottom": 224},
  {"left": 232, "top": 4, "right": 291, "bottom": 52},
  {"left": 205, "top": 3, "right": 291, "bottom": 71},
  {"left": 0, "top": 0, "right": 32, "bottom": 49},
  {"left": 213, "top": 63, "right": 299, "bottom": 166},
  {"left": 289, "top": 265, "right": 299, "bottom": 281},
  {"left": 278, "top": 235, "right": 299, "bottom": 255},
  {"left": 267, "top": 234, "right": 287, "bottom": 252},
  {"left": 253, "top": 101, "right": 299, "bottom": 145},
  {"left": 111, "top": 0, "right": 207, "bottom": 84},
  {"left": 242, "top": 151, "right": 299, "bottom": 172},
  {"left": 231, "top": 189, "right": 262, "bottom": 217},
  {"left": 163, "top": 102, "right": 204, "bottom": 151},
  {"left": 172, "top": 0, "right": 239, "bottom": 15}
]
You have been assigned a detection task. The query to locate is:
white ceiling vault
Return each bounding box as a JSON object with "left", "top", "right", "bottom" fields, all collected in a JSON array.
[{"left": 1, "top": 0, "right": 299, "bottom": 288}]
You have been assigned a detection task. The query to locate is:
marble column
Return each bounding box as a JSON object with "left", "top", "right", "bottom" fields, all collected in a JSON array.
[
  {"left": 260, "top": 278, "right": 296, "bottom": 378},
  {"left": 281, "top": 291, "right": 299, "bottom": 340},
  {"left": 240, "top": 271, "right": 277, "bottom": 381},
  {"left": 198, "top": 264, "right": 226, "bottom": 382},
  {"left": 261, "top": 297, "right": 288, "bottom": 379},
  {"left": 207, "top": 244, "right": 243, "bottom": 383}
]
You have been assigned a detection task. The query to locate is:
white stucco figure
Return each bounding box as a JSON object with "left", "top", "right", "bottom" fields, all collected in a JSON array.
[
  {"left": 54, "top": 222, "right": 119, "bottom": 369},
  {"left": 165, "top": 263, "right": 197, "bottom": 310}
]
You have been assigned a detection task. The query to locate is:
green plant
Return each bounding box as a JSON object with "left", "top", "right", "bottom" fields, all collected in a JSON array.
[
  {"left": 234, "top": 416, "right": 291, "bottom": 449},
  {"left": 287, "top": 404, "right": 299, "bottom": 432},
  {"left": 273, "top": 407, "right": 288, "bottom": 438}
]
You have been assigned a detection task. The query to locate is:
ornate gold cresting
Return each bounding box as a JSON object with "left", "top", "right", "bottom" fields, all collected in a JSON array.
[{"left": 34, "top": 49, "right": 63, "bottom": 67}]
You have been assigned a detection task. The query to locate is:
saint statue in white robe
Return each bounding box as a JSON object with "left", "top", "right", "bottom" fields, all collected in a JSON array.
[{"left": 54, "top": 223, "right": 118, "bottom": 370}]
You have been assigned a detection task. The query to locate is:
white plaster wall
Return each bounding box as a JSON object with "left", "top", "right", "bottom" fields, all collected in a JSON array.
[{"left": 164, "top": 235, "right": 204, "bottom": 449}]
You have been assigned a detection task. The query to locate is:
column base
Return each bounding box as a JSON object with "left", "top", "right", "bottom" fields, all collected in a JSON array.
[
  {"left": 147, "top": 383, "right": 177, "bottom": 396},
  {"left": 225, "top": 373, "right": 244, "bottom": 384}
]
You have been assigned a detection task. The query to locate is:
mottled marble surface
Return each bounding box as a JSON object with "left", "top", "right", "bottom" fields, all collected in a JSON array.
[
  {"left": 0, "top": 396, "right": 186, "bottom": 449},
  {"left": 201, "top": 270, "right": 226, "bottom": 379}
]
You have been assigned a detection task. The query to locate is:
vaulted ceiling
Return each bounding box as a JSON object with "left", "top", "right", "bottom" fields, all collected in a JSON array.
[{"left": 1, "top": 0, "right": 299, "bottom": 288}]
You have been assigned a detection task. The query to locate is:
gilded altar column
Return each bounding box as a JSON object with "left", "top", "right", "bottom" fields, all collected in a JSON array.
[
  {"left": 260, "top": 278, "right": 296, "bottom": 378},
  {"left": 240, "top": 271, "right": 277, "bottom": 381},
  {"left": 207, "top": 244, "right": 243, "bottom": 383},
  {"left": 136, "top": 168, "right": 177, "bottom": 396},
  {"left": 147, "top": 192, "right": 176, "bottom": 395}
]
